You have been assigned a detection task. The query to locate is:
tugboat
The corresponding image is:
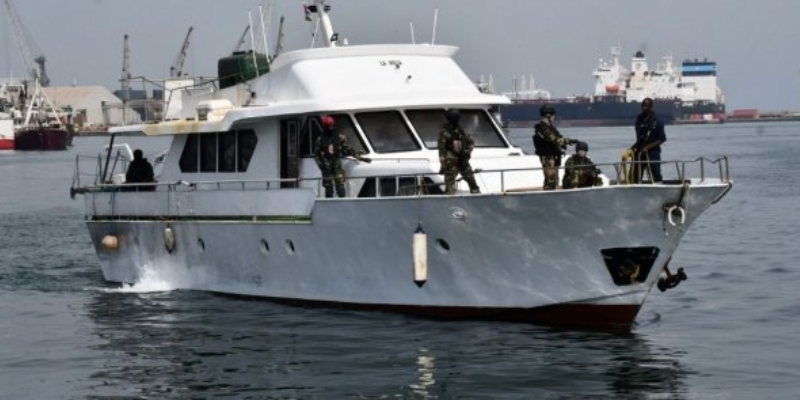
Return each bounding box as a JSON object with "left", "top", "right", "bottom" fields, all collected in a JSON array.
[{"left": 70, "top": 1, "right": 732, "bottom": 329}]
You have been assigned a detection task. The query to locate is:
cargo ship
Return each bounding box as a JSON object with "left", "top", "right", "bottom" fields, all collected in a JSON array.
[{"left": 498, "top": 46, "right": 725, "bottom": 128}]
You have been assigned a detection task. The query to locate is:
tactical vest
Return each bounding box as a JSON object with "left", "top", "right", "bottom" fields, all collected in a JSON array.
[
  {"left": 317, "top": 132, "right": 343, "bottom": 161},
  {"left": 533, "top": 122, "right": 562, "bottom": 156},
  {"left": 444, "top": 125, "right": 468, "bottom": 157}
]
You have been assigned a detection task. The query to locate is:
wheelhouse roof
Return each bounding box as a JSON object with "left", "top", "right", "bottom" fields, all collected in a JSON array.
[{"left": 112, "top": 43, "right": 509, "bottom": 136}]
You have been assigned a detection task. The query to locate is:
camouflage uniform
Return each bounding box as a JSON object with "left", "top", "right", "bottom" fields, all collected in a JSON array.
[
  {"left": 438, "top": 123, "right": 480, "bottom": 194},
  {"left": 562, "top": 154, "right": 602, "bottom": 189},
  {"left": 533, "top": 121, "right": 570, "bottom": 190},
  {"left": 314, "top": 128, "right": 365, "bottom": 198}
]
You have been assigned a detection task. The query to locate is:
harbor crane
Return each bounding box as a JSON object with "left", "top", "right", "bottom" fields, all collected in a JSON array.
[
  {"left": 3, "top": 0, "right": 50, "bottom": 86},
  {"left": 170, "top": 26, "right": 194, "bottom": 78},
  {"left": 232, "top": 26, "right": 251, "bottom": 53},
  {"left": 119, "top": 34, "right": 131, "bottom": 100}
]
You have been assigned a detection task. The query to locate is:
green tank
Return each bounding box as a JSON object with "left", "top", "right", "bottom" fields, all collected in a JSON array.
[{"left": 217, "top": 51, "right": 270, "bottom": 89}]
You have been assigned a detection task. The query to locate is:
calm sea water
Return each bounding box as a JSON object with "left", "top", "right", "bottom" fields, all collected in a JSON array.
[{"left": 1, "top": 122, "right": 799, "bottom": 399}]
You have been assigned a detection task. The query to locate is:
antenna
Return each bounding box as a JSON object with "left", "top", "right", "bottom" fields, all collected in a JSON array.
[
  {"left": 258, "top": 3, "right": 270, "bottom": 56},
  {"left": 409, "top": 21, "right": 415, "bottom": 44},
  {"left": 248, "top": 9, "right": 259, "bottom": 70},
  {"left": 274, "top": 16, "right": 285, "bottom": 58},
  {"left": 431, "top": 8, "right": 439, "bottom": 45}
]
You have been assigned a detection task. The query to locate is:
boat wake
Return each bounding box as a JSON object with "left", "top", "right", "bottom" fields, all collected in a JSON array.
[{"left": 94, "top": 260, "right": 192, "bottom": 294}]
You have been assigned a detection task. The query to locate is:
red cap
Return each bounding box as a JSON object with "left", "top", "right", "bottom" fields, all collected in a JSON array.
[{"left": 320, "top": 115, "right": 335, "bottom": 128}]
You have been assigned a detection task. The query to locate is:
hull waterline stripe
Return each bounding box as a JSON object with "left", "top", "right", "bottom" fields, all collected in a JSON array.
[{"left": 210, "top": 292, "right": 642, "bottom": 330}]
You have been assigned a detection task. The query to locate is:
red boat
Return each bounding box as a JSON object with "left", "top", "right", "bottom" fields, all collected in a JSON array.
[{"left": 0, "top": 119, "right": 13, "bottom": 149}]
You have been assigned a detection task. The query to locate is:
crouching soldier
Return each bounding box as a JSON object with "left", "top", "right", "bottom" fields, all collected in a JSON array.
[{"left": 562, "top": 141, "right": 603, "bottom": 189}]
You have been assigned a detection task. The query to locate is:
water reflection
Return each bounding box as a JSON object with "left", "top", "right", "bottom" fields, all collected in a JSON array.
[
  {"left": 409, "top": 348, "right": 436, "bottom": 398},
  {"left": 82, "top": 291, "right": 691, "bottom": 398}
]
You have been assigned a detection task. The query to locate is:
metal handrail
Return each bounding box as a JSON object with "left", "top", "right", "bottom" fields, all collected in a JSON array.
[{"left": 71, "top": 155, "right": 731, "bottom": 198}]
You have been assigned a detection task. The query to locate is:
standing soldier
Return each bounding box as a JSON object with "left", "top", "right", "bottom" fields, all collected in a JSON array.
[
  {"left": 314, "top": 115, "right": 370, "bottom": 198},
  {"left": 562, "top": 141, "right": 603, "bottom": 189},
  {"left": 632, "top": 97, "right": 667, "bottom": 183},
  {"left": 533, "top": 104, "right": 576, "bottom": 190},
  {"left": 125, "top": 148, "right": 156, "bottom": 191},
  {"left": 438, "top": 109, "right": 480, "bottom": 194}
]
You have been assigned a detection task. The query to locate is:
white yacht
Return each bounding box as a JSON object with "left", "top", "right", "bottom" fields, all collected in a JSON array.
[{"left": 71, "top": 1, "right": 732, "bottom": 329}]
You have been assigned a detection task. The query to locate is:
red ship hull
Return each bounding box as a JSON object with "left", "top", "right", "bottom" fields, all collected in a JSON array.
[{"left": 0, "top": 138, "right": 13, "bottom": 150}]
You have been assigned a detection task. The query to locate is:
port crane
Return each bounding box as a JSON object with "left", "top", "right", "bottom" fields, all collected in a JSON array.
[
  {"left": 3, "top": 0, "right": 50, "bottom": 86},
  {"left": 170, "top": 26, "right": 194, "bottom": 78},
  {"left": 119, "top": 34, "right": 131, "bottom": 100},
  {"left": 232, "top": 26, "right": 251, "bottom": 53}
]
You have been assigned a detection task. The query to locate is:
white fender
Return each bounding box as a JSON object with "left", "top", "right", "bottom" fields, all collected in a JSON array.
[
  {"left": 164, "top": 226, "right": 176, "bottom": 253},
  {"left": 102, "top": 235, "right": 118, "bottom": 251},
  {"left": 413, "top": 226, "right": 427, "bottom": 287}
]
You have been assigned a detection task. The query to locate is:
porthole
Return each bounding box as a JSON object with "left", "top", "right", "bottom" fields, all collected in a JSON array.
[
  {"left": 198, "top": 238, "right": 206, "bottom": 252},
  {"left": 285, "top": 239, "right": 296, "bottom": 255},
  {"left": 260, "top": 239, "right": 270, "bottom": 255},
  {"left": 435, "top": 238, "right": 451, "bottom": 254}
]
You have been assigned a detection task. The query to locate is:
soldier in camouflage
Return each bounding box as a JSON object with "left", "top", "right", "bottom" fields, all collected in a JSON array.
[
  {"left": 438, "top": 109, "right": 480, "bottom": 194},
  {"left": 532, "top": 104, "right": 576, "bottom": 190},
  {"left": 314, "top": 115, "right": 370, "bottom": 198},
  {"left": 562, "top": 141, "right": 603, "bottom": 189}
]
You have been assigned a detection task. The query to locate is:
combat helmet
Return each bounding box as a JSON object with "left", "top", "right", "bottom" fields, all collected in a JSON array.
[
  {"left": 445, "top": 108, "right": 460, "bottom": 125},
  {"left": 540, "top": 104, "right": 556, "bottom": 117}
]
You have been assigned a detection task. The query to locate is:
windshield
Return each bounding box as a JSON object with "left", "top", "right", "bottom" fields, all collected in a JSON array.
[
  {"left": 406, "top": 109, "right": 508, "bottom": 149},
  {"left": 355, "top": 111, "right": 420, "bottom": 153},
  {"left": 300, "top": 114, "right": 366, "bottom": 156}
]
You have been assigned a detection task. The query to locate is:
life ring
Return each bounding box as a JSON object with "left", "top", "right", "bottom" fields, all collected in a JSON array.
[{"left": 666, "top": 205, "right": 686, "bottom": 227}]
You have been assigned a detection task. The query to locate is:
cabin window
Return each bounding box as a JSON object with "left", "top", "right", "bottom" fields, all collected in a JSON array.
[
  {"left": 237, "top": 130, "right": 257, "bottom": 171},
  {"left": 357, "top": 176, "right": 443, "bottom": 197},
  {"left": 218, "top": 131, "right": 237, "bottom": 172},
  {"left": 300, "top": 114, "right": 366, "bottom": 157},
  {"left": 355, "top": 111, "right": 420, "bottom": 153},
  {"left": 406, "top": 109, "right": 507, "bottom": 149},
  {"left": 178, "top": 130, "right": 258, "bottom": 173},
  {"left": 179, "top": 135, "right": 199, "bottom": 172},
  {"left": 200, "top": 134, "right": 218, "bottom": 172}
]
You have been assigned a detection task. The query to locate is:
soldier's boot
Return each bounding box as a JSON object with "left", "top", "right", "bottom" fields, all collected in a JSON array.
[
  {"left": 335, "top": 184, "right": 346, "bottom": 198},
  {"left": 324, "top": 186, "right": 334, "bottom": 198},
  {"left": 445, "top": 174, "right": 456, "bottom": 195},
  {"left": 466, "top": 177, "right": 480, "bottom": 194}
]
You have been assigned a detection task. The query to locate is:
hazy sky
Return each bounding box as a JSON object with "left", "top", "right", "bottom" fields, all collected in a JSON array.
[{"left": 3, "top": 0, "right": 799, "bottom": 111}]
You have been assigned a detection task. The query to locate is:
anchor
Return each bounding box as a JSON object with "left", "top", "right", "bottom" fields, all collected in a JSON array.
[{"left": 657, "top": 266, "right": 687, "bottom": 292}]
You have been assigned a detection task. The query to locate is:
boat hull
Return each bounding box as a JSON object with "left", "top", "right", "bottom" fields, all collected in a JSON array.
[
  {"left": 14, "top": 128, "right": 71, "bottom": 150},
  {"left": 83, "top": 183, "right": 729, "bottom": 329},
  {"left": 0, "top": 138, "right": 13, "bottom": 150}
]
